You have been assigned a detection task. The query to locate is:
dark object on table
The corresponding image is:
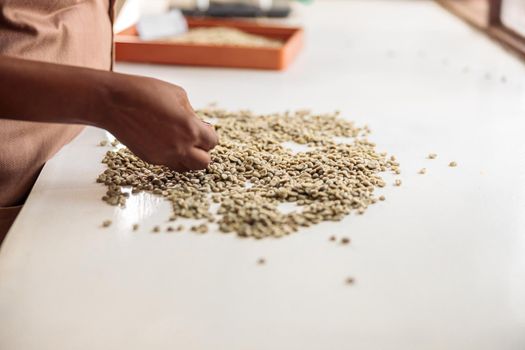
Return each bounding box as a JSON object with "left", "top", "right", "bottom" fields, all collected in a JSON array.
[{"left": 178, "top": 2, "right": 291, "bottom": 18}]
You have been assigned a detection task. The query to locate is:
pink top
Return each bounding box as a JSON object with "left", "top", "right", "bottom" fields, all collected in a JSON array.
[{"left": 0, "top": 0, "right": 114, "bottom": 236}]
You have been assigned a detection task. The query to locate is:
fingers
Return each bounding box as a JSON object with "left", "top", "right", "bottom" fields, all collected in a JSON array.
[
  {"left": 158, "top": 120, "right": 215, "bottom": 172},
  {"left": 165, "top": 162, "right": 190, "bottom": 173},
  {"left": 181, "top": 147, "right": 212, "bottom": 170},
  {"left": 149, "top": 155, "right": 189, "bottom": 173},
  {"left": 195, "top": 120, "right": 219, "bottom": 151},
  {"left": 162, "top": 148, "right": 210, "bottom": 172},
  {"left": 176, "top": 90, "right": 218, "bottom": 152}
]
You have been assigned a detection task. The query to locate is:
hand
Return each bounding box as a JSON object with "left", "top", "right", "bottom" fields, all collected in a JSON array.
[
  {"left": 98, "top": 74, "right": 218, "bottom": 171},
  {"left": 0, "top": 55, "right": 217, "bottom": 171}
]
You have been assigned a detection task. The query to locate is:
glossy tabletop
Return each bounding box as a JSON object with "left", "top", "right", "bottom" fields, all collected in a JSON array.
[{"left": 1, "top": 1, "right": 525, "bottom": 349}]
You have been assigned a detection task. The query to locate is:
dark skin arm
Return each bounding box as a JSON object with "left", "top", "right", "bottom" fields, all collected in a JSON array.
[{"left": 0, "top": 55, "right": 218, "bottom": 171}]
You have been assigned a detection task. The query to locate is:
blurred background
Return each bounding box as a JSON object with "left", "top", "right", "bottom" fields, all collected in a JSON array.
[
  {"left": 437, "top": 0, "right": 525, "bottom": 56},
  {"left": 113, "top": 0, "right": 525, "bottom": 65}
]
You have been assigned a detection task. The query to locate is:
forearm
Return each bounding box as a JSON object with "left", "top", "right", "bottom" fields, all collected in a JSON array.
[
  {"left": 0, "top": 55, "right": 110, "bottom": 125},
  {"left": 0, "top": 54, "right": 218, "bottom": 171}
]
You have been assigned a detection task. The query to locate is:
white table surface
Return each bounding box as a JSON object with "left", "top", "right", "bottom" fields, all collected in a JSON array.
[{"left": 1, "top": 1, "right": 525, "bottom": 349}]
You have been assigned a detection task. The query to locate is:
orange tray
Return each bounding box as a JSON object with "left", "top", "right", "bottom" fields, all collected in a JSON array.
[{"left": 115, "top": 17, "right": 304, "bottom": 70}]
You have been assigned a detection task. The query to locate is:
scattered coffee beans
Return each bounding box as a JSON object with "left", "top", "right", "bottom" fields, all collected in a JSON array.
[{"left": 97, "top": 109, "right": 399, "bottom": 239}]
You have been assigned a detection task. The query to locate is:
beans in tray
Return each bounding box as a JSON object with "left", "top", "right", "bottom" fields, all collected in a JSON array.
[{"left": 167, "top": 27, "right": 283, "bottom": 48}]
